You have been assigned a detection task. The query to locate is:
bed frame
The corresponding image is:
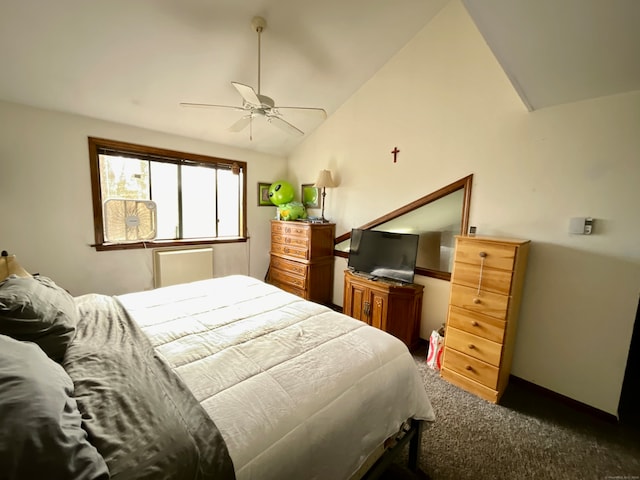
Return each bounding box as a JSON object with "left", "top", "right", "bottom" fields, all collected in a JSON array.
[{"left": 359, "top": 418, "right": 428, "bottom": 480}]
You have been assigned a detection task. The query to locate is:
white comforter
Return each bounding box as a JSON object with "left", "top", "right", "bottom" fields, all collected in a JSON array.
[{"left": 117, "top": 275, "right": 435, "bottom": 480}]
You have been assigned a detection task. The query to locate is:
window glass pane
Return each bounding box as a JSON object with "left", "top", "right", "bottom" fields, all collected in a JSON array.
[
  {"left": 150, "top": 162, "right": 179, "bottom": 240},
  {"left": 99, "top": 155, "right": 149, "bottom": 200},
  {"left": 182, "top": 164, "right": 216, "bottom": 238},
  {"left": 99, "top": 155, "right": 153, "bottom": 242},
  {"left": 217, "top": 169, "right": 241, "bottom": 237}
]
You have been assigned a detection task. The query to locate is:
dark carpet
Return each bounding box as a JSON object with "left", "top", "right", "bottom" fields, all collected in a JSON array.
[{"left": 381, "top": 348, "right": 640, "bottom": 480}]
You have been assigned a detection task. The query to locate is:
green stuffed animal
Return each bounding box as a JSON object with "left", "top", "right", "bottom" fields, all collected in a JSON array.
[{"left": 278, "top": 201, "right": 307, "bottom": 221}]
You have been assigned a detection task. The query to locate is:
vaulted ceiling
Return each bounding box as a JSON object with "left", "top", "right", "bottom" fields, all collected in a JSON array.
[{"left": 1, "top": 0, "right": 638, "bottom": 156}]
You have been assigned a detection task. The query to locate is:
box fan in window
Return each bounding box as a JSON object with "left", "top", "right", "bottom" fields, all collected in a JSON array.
[{"left": 104, "top": 199, "right": 157, "bottom": 242}]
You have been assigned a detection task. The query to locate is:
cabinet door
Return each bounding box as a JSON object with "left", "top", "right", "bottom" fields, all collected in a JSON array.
[
  {"left": 344, "top": 281, "right": 368, "bottom": 322},
  {"left": 369, "top": 291, "right": 388, "bottom": 330}
]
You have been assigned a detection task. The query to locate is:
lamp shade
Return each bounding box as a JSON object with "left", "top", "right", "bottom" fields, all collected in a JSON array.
[{"left": 314, "top": 170, "right": 336, "bottom": 188}]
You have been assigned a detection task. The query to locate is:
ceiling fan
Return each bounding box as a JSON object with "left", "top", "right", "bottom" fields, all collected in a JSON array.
[{"left": 180, "top": 16, "right": 327, "bottom": 138}]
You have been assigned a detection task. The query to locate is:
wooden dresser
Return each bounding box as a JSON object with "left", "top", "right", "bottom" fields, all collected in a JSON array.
[
  {"left": 268, "top": 220, "right": 335, "bottom": 305},
  {"left": 441, "top": 235, "right": 530, "bottom": 403},
  {"left": 343, "top": 270, "right": 423, "bottom": 351}
]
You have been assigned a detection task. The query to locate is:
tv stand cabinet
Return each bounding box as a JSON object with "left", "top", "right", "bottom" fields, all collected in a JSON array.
[{"left": 343, "top": 270, "right": 423, "bottom": 350}]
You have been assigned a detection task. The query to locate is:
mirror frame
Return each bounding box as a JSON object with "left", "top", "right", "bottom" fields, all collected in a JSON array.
[{"left": 334, "top": 174, "right": 473, "bottom": 281}]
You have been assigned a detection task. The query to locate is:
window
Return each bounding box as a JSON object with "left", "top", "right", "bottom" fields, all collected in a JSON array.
[{"left": 88, "top": 137, "right": 246, "bottom": 251}]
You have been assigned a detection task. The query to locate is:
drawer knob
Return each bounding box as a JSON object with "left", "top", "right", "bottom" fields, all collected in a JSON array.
[
  {"left": 471, "top": 321, "right": 479, "bottom": 327},
  {"left": 465, "top": 365, "right": 473, "bottom": 371},
  {"left": 468, "top": 344, "right": 475, "bottom": 349},
  {"left": 479, "top": 251, "right": 487, "bottom": 258},
  {"left": 473, "top": 297, "right": 481, "bottom": 304}
]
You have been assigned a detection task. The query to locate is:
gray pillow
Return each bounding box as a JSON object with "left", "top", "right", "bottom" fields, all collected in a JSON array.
[
  {"left": 0, "top": 275, "right": 77, "bottom": 362},
  {"left": 0, "top": 334, "right": 109, "bottom": 480}
]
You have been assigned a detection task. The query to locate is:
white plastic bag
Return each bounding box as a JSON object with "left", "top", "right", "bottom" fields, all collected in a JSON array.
[{"left": 426, "top": 330, "right": 444, "bottom": 371}]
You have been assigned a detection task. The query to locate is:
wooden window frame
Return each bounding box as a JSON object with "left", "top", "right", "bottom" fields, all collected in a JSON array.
[{"left": 88, "top": 137, "right": 247, "bottom": 251}]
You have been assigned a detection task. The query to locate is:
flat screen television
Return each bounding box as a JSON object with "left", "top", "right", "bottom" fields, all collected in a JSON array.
[{"left": 348, "top": 229, "right": 419, "bottom": 284}]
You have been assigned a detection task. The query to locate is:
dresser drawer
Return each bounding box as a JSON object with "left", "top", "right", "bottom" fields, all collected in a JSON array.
[
  {"left": 271, "top": 233, "right": 309, "bottom": 250},
  {"left": 270, "top": 256, "right": 308, "bottom": 277},
  {"left": 269, "top": 267, "right": 307, "bottom": 290},
  {"left": 442, "top": 348, "right": 499, "bottom": 389},
  {"left": 270, "top": 280, "right": 306, "bottom": 299},
  {"left": 451, "top": 261, "right": 513, "bottom": 295},
  {"left": 271, "top": 222, "right": 309, "bottom": 238},
  {"left": 447, "top": 305, "right": 506, "bottom": 343},
  {"left": 449, "top": 284, "right": 509, "bottom": 320},
  {"left": 454, "top": 240, "right": 516, "bottom": 271},
  {"left": 271, "top": 243, "right": 309, "bottom": 260},
  {"left": 441, "top": 368, "right": 499, "bottom": 403},
  {"left": 444, "top": 326, "right": 502, "bottom": 366}
]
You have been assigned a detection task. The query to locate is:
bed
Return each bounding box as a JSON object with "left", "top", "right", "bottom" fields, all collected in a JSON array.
[{"left": 0, "top": 264, "right": 435, "bottom": 480}]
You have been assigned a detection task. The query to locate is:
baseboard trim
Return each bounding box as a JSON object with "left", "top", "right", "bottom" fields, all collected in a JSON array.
[
  {"left": 357, "top": 328, "right": 617, "bottom": 423},
  {"left": 509, "top": 375, "right": 617, "bottom": 424}
]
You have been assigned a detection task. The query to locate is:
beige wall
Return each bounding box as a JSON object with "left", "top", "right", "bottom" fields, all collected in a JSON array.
[
  {"left": 1, "top": 0, "right": 638, "bottom": 417},
  {"left": 0, "top": 100, "right": 285, "bottom": 296},
  {"left": 288, "top": 1, "right": 640, "bottom": 415}
]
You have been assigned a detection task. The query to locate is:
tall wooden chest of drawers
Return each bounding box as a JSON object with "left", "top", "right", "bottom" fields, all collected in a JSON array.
[
  {"left": 441, "top": 235, "right": 530, "bottom": 403},
  {"left": 268, "top": 220, "right": 335, "bottom": 305}
]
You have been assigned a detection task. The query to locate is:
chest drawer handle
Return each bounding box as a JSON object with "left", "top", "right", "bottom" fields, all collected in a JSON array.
[
  {"left": 471, "top": 321, "right": 479, "bottom": 327},
  {"left": 465, "top": 365, "right": 473, "bottom": 371},
  {"left": 468, "top": 344, "right": 475, "bottom": 349},
  {"left": 473, "top": 297, "right": 481, "bottom": 304},
  {"left": 476, "top": 252, "right": 487, "bottom": 295}
]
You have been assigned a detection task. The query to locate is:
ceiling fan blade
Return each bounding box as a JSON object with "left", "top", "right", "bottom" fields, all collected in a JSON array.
[
  {"left": 231, "top": 82, "right": 261, "bottom": 106},
  {"left": 228, "top": 115, "right": 252, "bottom": 132},
  {"left": 275, "top": 106, "right": 327, "bottom": 119},
  {"left": 267, "top": 116, "right": 304, "bottom": 136},
  {"left": 180, "top": 102, "right": 244, "bottom": 111}
]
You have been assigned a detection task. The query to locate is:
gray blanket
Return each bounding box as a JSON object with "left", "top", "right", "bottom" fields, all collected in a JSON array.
[{"left": 63, "top": 294, "right": 235, "bottom": 480}]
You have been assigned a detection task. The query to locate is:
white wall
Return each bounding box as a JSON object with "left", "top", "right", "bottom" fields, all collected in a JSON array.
[
  {"left": 1, "top": 0, "right": 637, "bottom": 417},
  {"left": 0, "top": 100, "right": 285, "bottom": 296},
  {"left": 288, "top": 0, "right": 640, "bottom": 415}
]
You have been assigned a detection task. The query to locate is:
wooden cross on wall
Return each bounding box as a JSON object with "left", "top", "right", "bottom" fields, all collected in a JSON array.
[{"left": 391, "top": 147, "right": 400, "bottom": 163}]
